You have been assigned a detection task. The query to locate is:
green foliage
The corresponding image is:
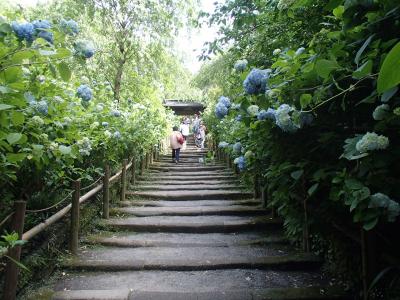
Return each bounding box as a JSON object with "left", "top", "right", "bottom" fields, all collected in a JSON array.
[{"left": 198, "top": 0, "right": 400, "bottom": 290}]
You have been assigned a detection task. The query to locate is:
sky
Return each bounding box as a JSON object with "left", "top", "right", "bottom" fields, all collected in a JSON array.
[{"left": 14, "top": 0, "right": 219, "bottom": 73}]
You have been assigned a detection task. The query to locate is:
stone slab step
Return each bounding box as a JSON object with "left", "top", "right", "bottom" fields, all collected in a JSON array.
[
  {"left": 86, "top": 232, "right": 287, "bottom": 248},
  {"left": 119, "top": 199, "right": 261, "bottom": 207},
  {"left": 112, "top": 205, "right": 266, "bottom": 217},
  {"left": 102, "top": 215, "right": 282, "bottom": 233},
  {"left": 133, "top": 184, "right": 245, "bottom": 191},
  {"left": 141, "top": 175, "right": 235, "bottom": 181},
  {"left": 52, "top": 287, "right": 348, "bottom": 300},
  {"left": 147, "top": 170, "right": 234, "bottom": 176},
  {"left": 64, "top": 247, "right": 321, "bottom": 271},
  {"left": 133, "top": 180, "right": 240, "bottom": 186},
  {"left": 150, "top": 166, "right": 224, "bottom": 172},
  {"left": 128, "top": 190, "right": 253, "bottom": 200},
  {"left": 52, "top": 269, "right": 343, "bottom": 298}
]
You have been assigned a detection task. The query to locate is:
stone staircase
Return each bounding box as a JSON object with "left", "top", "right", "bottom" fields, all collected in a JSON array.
[{"left": 50, "top": 138, "right": 348, "bottom": 300}]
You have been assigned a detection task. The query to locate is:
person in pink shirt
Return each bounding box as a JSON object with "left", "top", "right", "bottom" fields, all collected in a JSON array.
[{"left": 169, "top": 126, "right": 184, "bottom": 163}]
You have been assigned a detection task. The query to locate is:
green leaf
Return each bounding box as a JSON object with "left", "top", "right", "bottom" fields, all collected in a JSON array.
[
  {"left": 381, "top": 86, "right": 398, "bottom": 103},
  {"left": 377, "top": 42, "right": 400, "bottom": 93},
  {"left": 345, "top": 178, "right": 364, "bottom": 190},
  {"left": 59, "top": 145, "right": 71, "bottom": 155},
  {"left": 333, "top": 5, "right": 344, "bottom": 18},
  {"left": 363, "top": 218, "right": 378, "bottom": 231},
  {"left": 291, "top": 170, "right": 304, "bottom": 180},
  {"left": 6, "top": 153, "right": 26, "bottom": 163},
  {"left": 6, "top": 133, "right": 22, "bottom": 145},
  {"left": 352, "top": 60, "right": 373, "bottom": 79},
  {"left": 315, "top": 59, "right": 339, "bottom": 79},
  {"left": 308, "top": 183, "right": 319, "bottom": 196},
  {"left": 0, "top": 66, "right": 22, "bottom": 84},
  {"left": 57, "top": 62, "right": 71, "bottom": 82},
  {"left": 0, "top": 104, "right": 14, "bottom": 111},
  {"left": 355, "top": 35, "right": 374, "bottom": 65},
  {"left": 11, "top": 111, "right": 24, "bottom": 126},
  {"left": 11, "top": 50, "right": 36, "bottom": 63},
  {"left": 0, "top": 23, "right": 12, "bottom": 33},
  {"left": 300, "top": 94, "right": 312, "bottom": 108},
  {"left": 324, "top": 0, "right": 343, "bottom": 10}
]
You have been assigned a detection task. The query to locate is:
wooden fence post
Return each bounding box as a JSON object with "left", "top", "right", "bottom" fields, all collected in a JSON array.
[
  {"left": 150, "top": 149, "right": 154, "bottom": 164},
  {"left": 102, "top": 164, "right": 110, "bottom": 219},
  {"left": 254, "top": 174, "right": 261, "bottom": 199},
  {"left": 120, "top": 159, "right": 127, "bottom": 202},
  {"left": 3, "top": 200, "right": 26, "bottom": 300},
  {"left": 146, "top": 153, "right": 150, "bottom": 169},
  {"left": 140, "top": 156, "right": 145, "bottom": 175},
  {"left": 70, "top": 180, "right": 80, "bottom": 255},
  {"left": 131, "top": 157, "right": 136, "bottom": 185},
  {"left": 261, "top": 185, "right": 268, "bottom": 208}
]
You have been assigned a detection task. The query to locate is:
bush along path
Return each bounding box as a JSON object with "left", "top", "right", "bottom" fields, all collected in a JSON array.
[{"left": 47, "top": 137, "right": 348, "bottom": 300}]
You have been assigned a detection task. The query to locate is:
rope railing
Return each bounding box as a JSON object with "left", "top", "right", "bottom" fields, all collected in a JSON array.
[
  {"left": 0, "top": 212, "right": 15, "bottom": 229},
  {"left": 25, "top": 191, "right": 74, "bottom": 214},
  {"left": 2, "top": 145, "right": 160, "bottom": 300}
]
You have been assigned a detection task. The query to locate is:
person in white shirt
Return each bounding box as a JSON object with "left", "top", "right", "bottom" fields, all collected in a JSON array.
[{"left": 179, "top": 119, "right": 190, "bottom": 141}]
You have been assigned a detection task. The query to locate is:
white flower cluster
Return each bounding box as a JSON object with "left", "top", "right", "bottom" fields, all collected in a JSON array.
[
  {"left": 77, "top": 137, "right": 92, "bottom": 156},
  {"left": 356, "top": 132, "right": 389, "bottom": 153}
]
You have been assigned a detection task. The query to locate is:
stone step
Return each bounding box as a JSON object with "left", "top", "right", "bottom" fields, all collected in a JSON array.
[
  {"left": 101, "top": 215, "right": 281, "bottom": 233},
  {"left": 153, "top": 162, "right": 225, "bottom": 167},
  {"left": 150, "top": 166, "right": 224, "bottom": 172},
  {"left": 53, "top": 287, "right": 348, "bottom": 300},
  {"left": 146, "top": 170, "right": 234, "bottom": 176},
  {"left": 52, "top": 269, "right": 346, "bottom": 299},
  {"left": 119, "top": 199, "right": 261, "bottom": 207},
  {"left": 133, "top": 180, "right": 240, "bottom": 186},
  {"left": 64, "top": 247, "right": 321, "bottom": 271},
  {"left": 112, "top": 205, "right": 266, "bottom": 217},
  {"left": 133, "top": 184, "right": 245, "bottom": 191},
  {"left": 127, "top": 190, "right": 253, "bottom": 200},
  {"left": 86, "top": 232, "right": 287, "bottom": 248},
  {"left": 139, "top": 175, "right": 236, "bottom": 181}
]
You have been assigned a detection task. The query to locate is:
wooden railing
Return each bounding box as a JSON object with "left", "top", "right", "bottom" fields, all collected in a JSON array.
[{"left": 1, "top": 143, "right": 162, "bottom": 300}]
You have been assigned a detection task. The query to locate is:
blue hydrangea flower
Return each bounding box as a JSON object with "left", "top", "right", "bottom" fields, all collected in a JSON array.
[
  {"left": 11, "top": 22, "right": 34, "bottom": 42},
  {"left": 218, "top": 141, "right": 229, "bottom": 148},
  {"left": 247, "top": 105, "right": 259, "bottom": 116},
  {"left": 372, "top": 104, "right": 390, "bottom": 121},
  {"left": 275, "top": 104, "right": 298, "bottom": 133},
  {"left": 37, "top": 30, "right": 53, "bottom": 43},
  {"left": 234, "top": 59, "right": 248, "bottom": 71},
  {"left": 243, "top": 69, "right": 270, "bottom": 95},
  {"left": 235, "top": 114, "right": 242, "bottom": 122},
  {"left": 32, "top": 20, "right": 51, "bottom": 30},
  {"left": 356, "top": 132, "right": 389, "bottom": 153},
  {"left": 218, "top": 96, "right": 231, "bottom": 108},
  {"left": 233, "top": 156, "right": 246, "bottom": 171},
  {"left": 113, "top": 131, "right": 121, "bottom": 139},
  {"left": 74, "top": 40, "right": 95, "bottom": 58},
  {"left": 257, "top": 108, "right": 276, "bottom": 121},
  {"left": 295, "top": 47, "right": 305, "bottom": 56},
  {"left": 36, "top": 100, "right": 48, "bottom": 115},
  {"left": 76, "top": 85, "right": 93, "bottom": 101},
  {"left": 112, "top": 110, "right": 121, "bottom": 117},
  {"left": 215, "top": 102, "right": 228, "bottom": 119},
  {"left": 369, "top": 193, "right": 400, "bottom": 222},
  {"left": 233, "top": 142, "right": 242, "bottom": 153},
  {"left": 24, "top": 92, "right": 36, "bottom": 105},
  {"left": 101, "top": 122, "right": 109, "bottom": 127},
  {"left": 60, "top": 19, "right": 79, "bottom": 35}
]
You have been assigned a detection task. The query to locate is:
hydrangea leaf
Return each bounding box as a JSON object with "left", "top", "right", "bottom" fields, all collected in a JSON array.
[
  {"left": 355, "top": 35, "right": 374, "bottom": 65},
  {"left": 300, "top": 94, "right": 312, "bottom": 108},
  {"left": 6, "top": 133, "right": 22, "bottom": 145},
  {"left": 315, "top": 59, "right": 339, "bottom": 79},
  {"left": 381, "top": 86, "right": 398, "bottom": 103},
  {"left": 291, "top": 170, "right": 304, "bottom": 180},
  {"left": 58, "top": 62, "right": 71, "bottom": 82},
  {"left": 363, "top": 218, "right": 378, "bottom": 231},
  {"left": 0, "top": 104, "right": 14, "bottom": 111},
  {"left": 6, "top": 153, "right": 26, "bottom": 163},
  {"left": 377, "top": 41, "right": 400, "bottom": 93},
  {"left": 352, "top": 60, "right": 373, "bottom": 79},
  {"left": 308, "top": 183, "right": 319, "bottom": 196}
]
